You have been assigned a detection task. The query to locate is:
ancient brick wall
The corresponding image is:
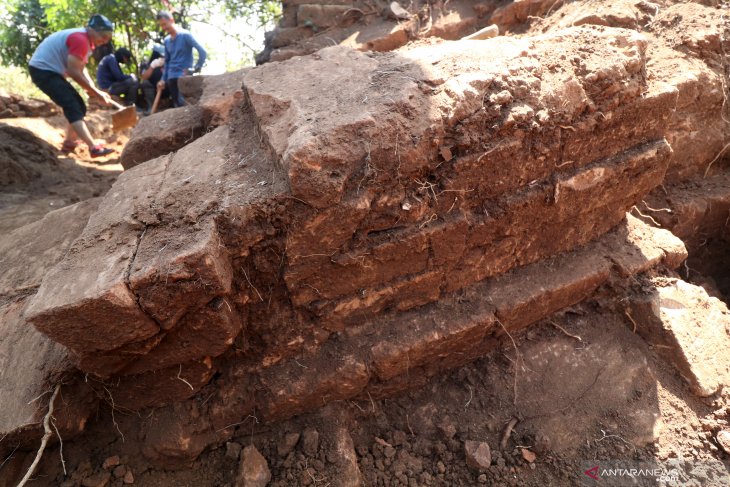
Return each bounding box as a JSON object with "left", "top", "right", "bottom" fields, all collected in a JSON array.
[
  {"left": 2, "top": 0, "right": 728, "bottom": 467},
  {"left": 259, "top": 0, "right": 501, "bottom": 63}
]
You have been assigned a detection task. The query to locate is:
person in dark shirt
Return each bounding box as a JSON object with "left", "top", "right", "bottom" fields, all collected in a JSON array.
[
  {"left": 96, "top": 47, "right": 138, "bottom": 106},
  {"left": 140, "top": 45, "right": 167, "bottom": 115}
]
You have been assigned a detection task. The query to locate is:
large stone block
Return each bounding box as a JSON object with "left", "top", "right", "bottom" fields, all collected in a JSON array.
[
  {"left": 297, "top": 5, "right": 351, "bottom": 28},
  {"left": 120, "top": 70, "right": 246, "bottom": 169},
  {"left": 25, "top": 160, "right": 166, "bottom": 354},
  {"left": 120, "top": 105, "right": 207, "bottom": 170},
  {"left": 129, "top": 219, "right": 234, "bottom": 328},
  {"left": 629, "top": 279, "right": 730, "bottom": 397}
]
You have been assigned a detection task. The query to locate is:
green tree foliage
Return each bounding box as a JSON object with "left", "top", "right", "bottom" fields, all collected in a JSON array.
[
  {"left": 0, "top": 0, "right": 280, "bottom": 67},
  {"left": 224, "top": 0, "right": 280, "bottom": 26},
  {"left": 0, "top": 0, "right": 49, "bottom": 67}
]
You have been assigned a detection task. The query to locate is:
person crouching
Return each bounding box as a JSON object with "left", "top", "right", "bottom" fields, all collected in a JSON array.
[{"left": 97, "top": 47, "right": 139, "bottom": 107}]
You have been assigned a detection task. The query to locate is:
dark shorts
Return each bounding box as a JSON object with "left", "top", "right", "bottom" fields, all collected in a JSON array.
[{"left": 29, "top": 66, "right": 86, "bottom": 124}]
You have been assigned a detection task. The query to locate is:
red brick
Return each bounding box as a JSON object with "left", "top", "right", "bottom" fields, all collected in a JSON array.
[
  {"left": 287, "top": 231, "right": 430, "bottom": 304},
  {"left": 427, "top": 218, "right": 468, "bottom": 266},
  {"left": 130, "top": 219, "right": 233, "bottom": 329},
  {"left": 259, "top": 353, "right": 369, "bottom": 421},
  {"left": 485, "top": 249, "right": 612, "bottom": 331},
  {"left": 371, "top": 298, "right": 496, "bottom": 381},
  {"left": 629, "top": 279, "right": 730, "bottom": 397},
  {"left": 598, "top": 214, "right": 687, "bottom": 277},
  {"left": 286, "top": 191, "right": 372, "bottom": 264},
  {"left": 322, "top": 271, "right": 442, "bottom": 330},
  {"left": 25, "top": 161, "right": 165, "bottom": 353},
  {"left": 121, "top": 297, "right": 241, "bottom": 375}
]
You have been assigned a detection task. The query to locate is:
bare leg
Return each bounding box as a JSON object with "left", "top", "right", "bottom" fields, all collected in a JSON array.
[
  {"left": 70, "top": 120, "right": 97, "bottom": 148},
  {"left": 64, "top": 124, "right": 78, "bottom": 143}
]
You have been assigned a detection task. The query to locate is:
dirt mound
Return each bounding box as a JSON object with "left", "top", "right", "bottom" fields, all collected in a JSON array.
[
  {"left": 0, "top": 124, "right": 59, "bottom": 187},
  {"left": 0, "top": 113, "right": 122, "bottom": 234}
]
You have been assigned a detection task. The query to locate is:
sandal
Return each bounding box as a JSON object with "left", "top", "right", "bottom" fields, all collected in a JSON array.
[
  {"left": 90, "top": 144, "right": 114, "bottom": 158},
  {"left": 61, "top": 140, "right": 79, "bottom": 153}
]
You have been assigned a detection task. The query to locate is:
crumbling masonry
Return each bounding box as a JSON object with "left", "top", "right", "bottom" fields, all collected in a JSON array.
[{"left": 1, "top": 0, "right": 729, "bottom": 468}]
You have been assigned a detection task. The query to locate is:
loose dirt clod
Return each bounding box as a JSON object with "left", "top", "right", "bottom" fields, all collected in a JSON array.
[
  {"left": 521, "top": 448, "right": 537, "bottom": 463},
  {"left": 464, "top": 440, "right": 492, "bottom": 471},
  {"left": 237, "top": 445, "right": 271, "bottom": 487}
]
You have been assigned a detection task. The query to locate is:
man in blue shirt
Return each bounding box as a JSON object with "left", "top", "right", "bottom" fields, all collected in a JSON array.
[
  {"left": 97, "top": 47, "right": 138, "bottom": 106},
  {"left": 155, "top": 11, "right": 207, "bottom": 107}
]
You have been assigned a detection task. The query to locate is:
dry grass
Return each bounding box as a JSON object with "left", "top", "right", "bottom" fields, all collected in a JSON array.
[{"left": 0, "top": 66, "right": 46, "bottom": 99}]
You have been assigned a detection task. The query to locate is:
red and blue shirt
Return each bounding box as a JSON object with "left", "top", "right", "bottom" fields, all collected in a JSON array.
[{"left": 29, "top": 28, "right": 92, "bottom": 76}]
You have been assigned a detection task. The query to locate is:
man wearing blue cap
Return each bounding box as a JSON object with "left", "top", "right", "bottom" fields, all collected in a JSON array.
[
  {"left": 155, "top": 10, "right": 207, "bottom": 108},
  {"left": 28, "top": 14, "right": 116, "bottom": 157}
]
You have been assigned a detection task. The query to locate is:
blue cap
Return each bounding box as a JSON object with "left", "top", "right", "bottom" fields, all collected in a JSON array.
[{"left": 88, "top": 14, "right": 114, "bottom": 32}]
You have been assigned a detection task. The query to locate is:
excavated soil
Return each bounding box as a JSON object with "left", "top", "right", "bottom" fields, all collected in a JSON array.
[
  {"left": 0, "top": 125, "right": 58, "bottom": 187},
  {"left": 0, "top": 111, "right": 123, "bottom": 233},
  {"left": 5, "top": 304, "right": 730, "bottom": 486}
]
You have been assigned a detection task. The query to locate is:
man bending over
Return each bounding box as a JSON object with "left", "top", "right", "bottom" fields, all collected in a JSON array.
[{"left": 28, "top": 14, "right": 116, "bottom": 157}]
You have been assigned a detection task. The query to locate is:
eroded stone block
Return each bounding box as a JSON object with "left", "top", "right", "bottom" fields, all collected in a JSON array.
[{"left": 630, "top": 279, "right": 730, "bottom": 396}]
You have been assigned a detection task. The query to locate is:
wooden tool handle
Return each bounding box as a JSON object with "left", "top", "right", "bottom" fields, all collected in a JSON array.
[{"left": 151, "top": 89, "right": 163, "bottom": 115}]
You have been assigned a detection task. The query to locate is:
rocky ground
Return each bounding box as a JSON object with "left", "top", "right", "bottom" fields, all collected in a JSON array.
[
  {"left": 1, "top": 0, "right": 730, "bottom": 486},
  {"left": 5, "top": 300, "right": 730, "bottom": 486}
]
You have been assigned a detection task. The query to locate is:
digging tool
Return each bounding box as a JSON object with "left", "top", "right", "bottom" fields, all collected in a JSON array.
[
  {"left": 111, "top": 100, "right": 138, "bottom": 131},
  {"left": 150, "top": 89, "right": 163, "bottom": 115}
]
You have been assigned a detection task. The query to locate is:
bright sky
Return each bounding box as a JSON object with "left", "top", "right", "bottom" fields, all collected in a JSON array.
[
  {"left": 188, "top": 6, "right": 270, "bottom": 74},
  {"left": 0, "top": 2, "right": 271, "bottom": 74}
]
